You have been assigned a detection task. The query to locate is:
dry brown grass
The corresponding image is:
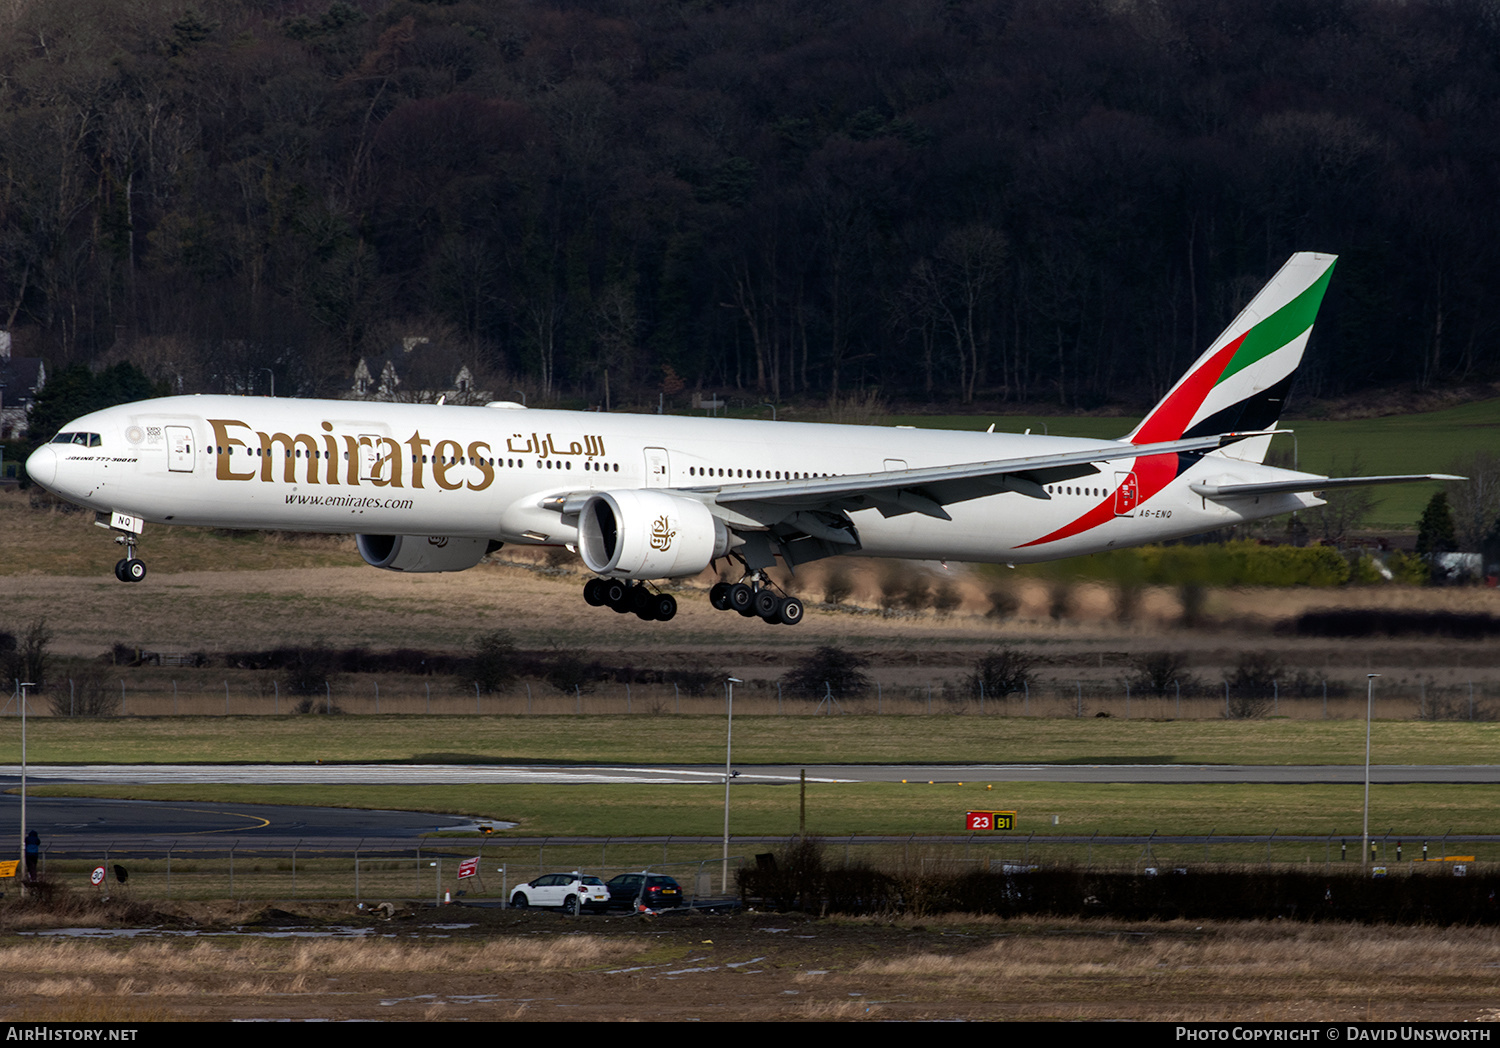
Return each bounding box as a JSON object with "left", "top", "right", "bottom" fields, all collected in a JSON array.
[
  {"left": 1, "top": 933, "right": 642, "bottom": 1022},
  {"left": 794, "top": 997, "right": 884, "bottom": 1019},
  {"left": 5, "top": 908, "right": 1497, "bottom": 1021},
  {"left": 0, "top": 889, "right": 161, "bottom": 931},
  {"left": 0, "top": 934, "right": 630, "bottom": 978},
  {"left": 13, "top": 998, "right": 180, "bottom": 1023},
  {"left": 847, "top": 919, "right": 1500, "bottom": 1019}
]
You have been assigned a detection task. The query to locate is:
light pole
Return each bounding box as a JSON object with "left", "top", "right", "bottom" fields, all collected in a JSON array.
[
  {"left": 1363, "top": 673, "right": 1380, "bottom": 869},
  {"left": 260, "top": 368, "right": 275, "bottom": 397},
  {"left": 18, "top": 681, "right": 33, "bottom": 894},
  {"left": 723, "top": 677, "right": 742, "bottom": 893}
]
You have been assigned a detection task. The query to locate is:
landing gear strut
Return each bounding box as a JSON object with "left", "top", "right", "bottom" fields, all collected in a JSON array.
[{"left": 112, "top": 533, "right": 147, "bottom": 583}]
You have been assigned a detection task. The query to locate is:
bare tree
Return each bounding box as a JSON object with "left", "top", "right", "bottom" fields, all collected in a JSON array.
[
  {"left": 1305, "top": 456, "right": 1378, "bottom": 546},
  {"left": 49, "top": 665, "right": 119, "bottom": 717},
  {"left": 905, "top": 225, "right": 1007, "bottom": 404},
  {"left": 1446, "top": 453, "right": 1500, "bottom": 552},
  {"left": 3, "top": 618, "right": 51, "bottom": 691}
]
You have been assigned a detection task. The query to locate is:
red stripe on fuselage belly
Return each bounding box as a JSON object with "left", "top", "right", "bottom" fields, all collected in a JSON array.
[{"left": 1016, "top": 453, "right": 1178, "bottom": 549}]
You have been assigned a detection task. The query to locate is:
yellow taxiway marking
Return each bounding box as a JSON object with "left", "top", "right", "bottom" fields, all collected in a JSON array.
[{"left": 157, "top": 806, "right": 273, "bottom": 834}]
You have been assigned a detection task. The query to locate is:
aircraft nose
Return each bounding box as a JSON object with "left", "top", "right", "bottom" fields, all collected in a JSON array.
[{"left": 25, "top": 444, "right": 57, "bottom": 489}]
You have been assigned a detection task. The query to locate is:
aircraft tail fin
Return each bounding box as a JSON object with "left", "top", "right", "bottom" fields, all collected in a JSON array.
[{"left": 1126, "top": 252, "right": 1337, "bottom": 463}]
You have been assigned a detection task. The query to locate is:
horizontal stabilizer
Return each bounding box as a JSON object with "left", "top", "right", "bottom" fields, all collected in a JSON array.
[{"left": 1190, "top": 474, "right": 1465, "bottom": 500}]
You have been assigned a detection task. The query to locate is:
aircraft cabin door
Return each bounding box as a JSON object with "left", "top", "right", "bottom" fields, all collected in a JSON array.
[
  {"left": 1114, "top": 471, "right": 1139, "bottom": 516},
  {"left": 166, "top": 425, "right": 195, "bottom": 472},
  {"left": 644, "top": 447, "right": 670, "bottom": 488},
  {"left": 358, "top": 434, "right": 386, "bottom": 482}
]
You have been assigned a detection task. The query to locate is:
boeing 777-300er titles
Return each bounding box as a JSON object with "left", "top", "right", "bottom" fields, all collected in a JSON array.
[{"left": 27, "top": 252, "right": 1459, "bottom": 626}]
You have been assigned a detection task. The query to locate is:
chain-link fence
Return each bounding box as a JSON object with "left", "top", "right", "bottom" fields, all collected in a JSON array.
[
  {"left": 4, "top": 675, "right": 1493, "bottom": 720},
  {"left": 14, "top": 834, "right": 1496, "bottom": 905},
  {"left": 19, "top": 840, "right": 746, "bottom": 905}
]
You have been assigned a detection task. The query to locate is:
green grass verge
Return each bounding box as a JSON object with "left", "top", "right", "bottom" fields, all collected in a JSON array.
[
  {"left": 23, "top": 781, "right": 1500, "bottom": 843},
  {"left": 0, "top": 489, "right": 362, "bottom": 576},
  {"left": 8, "top": 715, "right": 1500, "bottom": 766}
]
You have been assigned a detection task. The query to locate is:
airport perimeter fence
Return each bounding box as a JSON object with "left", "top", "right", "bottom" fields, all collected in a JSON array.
[
  {"left": 4, "top": 675, "right": 1496, "bottom": 721},
  {"left": 16, "top": 842, "right": 744, "bottom": 907},
  {"left": 12, "top": 834, "right": 1497, "bottom": 907}
]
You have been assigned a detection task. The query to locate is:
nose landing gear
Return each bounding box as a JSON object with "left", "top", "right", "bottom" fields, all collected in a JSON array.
[{"left": 112, "top": 532, "right": 147, "bottom": 583}]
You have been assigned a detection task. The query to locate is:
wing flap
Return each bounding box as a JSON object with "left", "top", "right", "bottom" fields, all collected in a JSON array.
[{"left": 709, "top": 432, "right": 1258, "bottom": 512}]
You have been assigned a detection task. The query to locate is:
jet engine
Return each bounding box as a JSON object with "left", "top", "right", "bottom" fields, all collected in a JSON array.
[
  {"left": 356, "top": 534, "right": 498, "bottom": 572},
  {"left": 578, "top": 490, "right": 730, "bottom": 579}
]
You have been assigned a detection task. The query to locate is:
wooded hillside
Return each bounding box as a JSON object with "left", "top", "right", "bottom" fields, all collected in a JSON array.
[{"left": 2, "top": 0, "right": 1496, "bottom": 410}]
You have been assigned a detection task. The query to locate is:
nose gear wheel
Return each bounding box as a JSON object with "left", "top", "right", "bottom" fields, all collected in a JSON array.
[{"left": 112, "top": 533, "right": 147, "bottom": 583}]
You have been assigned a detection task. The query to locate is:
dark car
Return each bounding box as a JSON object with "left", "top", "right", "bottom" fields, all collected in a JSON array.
[{"left": 605, "top": 873, "right": 684, "bottom": 911}]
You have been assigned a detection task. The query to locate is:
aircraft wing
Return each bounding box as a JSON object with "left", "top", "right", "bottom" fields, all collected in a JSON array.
[
  {"left": 701, "top": 432, "right": 1259, "bottom": 524},
  {"left": 1190, "top": 474, "right": 1464, "bottom": 500}
]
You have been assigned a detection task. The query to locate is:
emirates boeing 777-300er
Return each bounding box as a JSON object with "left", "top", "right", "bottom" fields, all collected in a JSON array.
[{"left": 26, "top": 252, "right": 1457, "bottom": 626}]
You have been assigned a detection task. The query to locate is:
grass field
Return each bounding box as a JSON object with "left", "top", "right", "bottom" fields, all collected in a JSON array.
[
  {"left": 8, "top": 910, "right": 1499, "bottom": 1021},
  {"left": 25, "top": 779, "right": 1500, "bottom": 844},
  {"left": 7, "top": 714, "right": 1500, "bottom": 766},
  {"left": 11, "top": 715, "right": 1500, "bottom": 864},
  {"left": 0, "top": 491, "right": 362, "bottom": 577}
]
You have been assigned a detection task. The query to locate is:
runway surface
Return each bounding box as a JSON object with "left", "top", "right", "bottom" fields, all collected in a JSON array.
[
  {"left": 2, "top": 763, "right": 1495, "bottom": 845},
  {"left": 5, "top": 762, "right": 1500, "bottom": 785},
  {"left": 0, "top": 792, "right": 482, "bottom": 840}
]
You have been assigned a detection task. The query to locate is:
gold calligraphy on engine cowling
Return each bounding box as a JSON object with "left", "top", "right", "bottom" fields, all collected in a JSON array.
[{"left": 649, "top": 514, "right": 676, "bottom": 551}]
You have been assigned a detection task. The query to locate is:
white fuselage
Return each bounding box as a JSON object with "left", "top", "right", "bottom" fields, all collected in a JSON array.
[{"left": 26, "top": 395, "right": 1321, "bottom": 566}]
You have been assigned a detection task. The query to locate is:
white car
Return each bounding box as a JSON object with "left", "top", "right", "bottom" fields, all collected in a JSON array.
[{"left": 510, "top": 873, "right": 610, "bottom": 914}]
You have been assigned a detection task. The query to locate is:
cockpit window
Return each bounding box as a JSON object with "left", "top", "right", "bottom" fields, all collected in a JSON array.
[
  {"left": 49, "top": 432, "right": 101, "bottom": 447},
  {"left": 51, "top": 432, "right": 74, "bottom": 444}
]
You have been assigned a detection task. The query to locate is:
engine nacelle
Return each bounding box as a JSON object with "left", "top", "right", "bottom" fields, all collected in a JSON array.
[
  {"left": 578, "top": 490, "right": 730, "bottom": 579},
  {"left": 356, "top": 534, "right": 497, "bottom": 572}
]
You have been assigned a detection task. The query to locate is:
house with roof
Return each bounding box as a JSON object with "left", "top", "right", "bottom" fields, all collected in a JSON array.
[
  {"left": 0, "top": 331, "right": 46, "bottom": 441},
  {"left": 346, "top": 335, "right": 489, "bottom": 404}
]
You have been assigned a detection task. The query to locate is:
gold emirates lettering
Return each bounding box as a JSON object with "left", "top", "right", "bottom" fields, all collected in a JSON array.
[{"left": 209, "top": 419, "right": 497, "bottom": 492}]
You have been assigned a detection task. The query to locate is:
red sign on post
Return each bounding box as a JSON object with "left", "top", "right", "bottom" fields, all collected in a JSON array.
[
  {"left": 458, "top": 857, "right": 479, "bottom": 879},
  {"left": 966, "top": 811, "right": 1015, "bottom": 831}
]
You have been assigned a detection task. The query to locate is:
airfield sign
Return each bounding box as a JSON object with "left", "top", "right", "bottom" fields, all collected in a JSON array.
[{"left": 966, "top": 811, "right": 1015, "bottom": 831}]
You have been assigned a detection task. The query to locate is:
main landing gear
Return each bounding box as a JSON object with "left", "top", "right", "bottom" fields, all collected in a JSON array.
[
  {"left": 112, "top": 534, "right": 147, "bottom": 583},
  {"left": 580, "top": 573, "right": 804, "bottom": 626},
  {"left": 708, "top": 575, "right": 804, "bottom": 626},
  {"left": 582, "top": 577, "right": 678, "bottom": 622}
]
